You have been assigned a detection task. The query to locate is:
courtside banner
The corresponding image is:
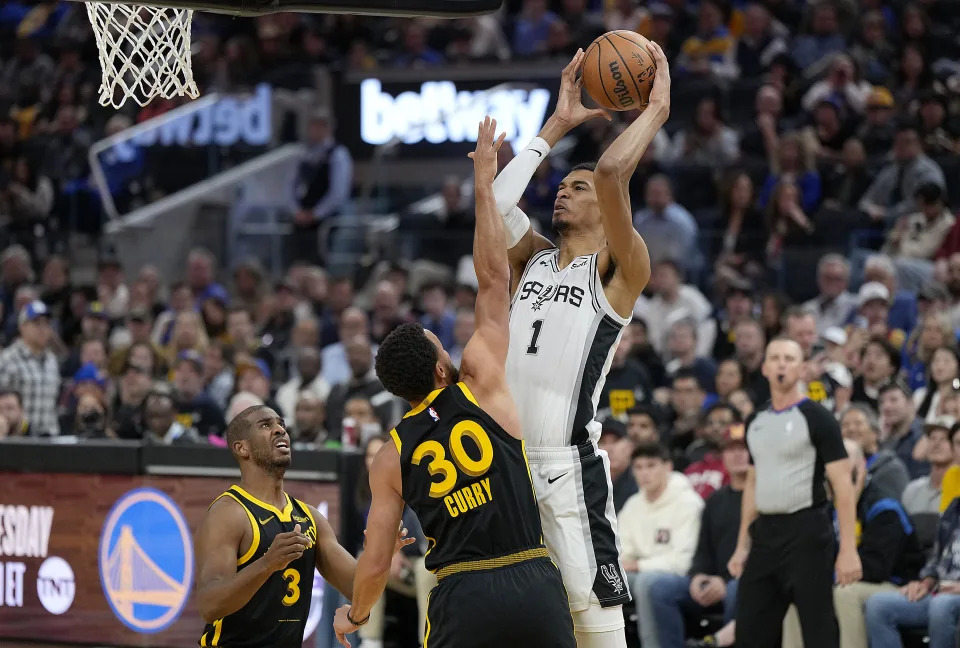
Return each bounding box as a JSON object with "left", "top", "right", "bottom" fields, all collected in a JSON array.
[
  {"left": 335, "top": 64, "right": 564, "bottom": 159},
  {"left": 0, "top": 473, "right": 339, "bottom": 647}
]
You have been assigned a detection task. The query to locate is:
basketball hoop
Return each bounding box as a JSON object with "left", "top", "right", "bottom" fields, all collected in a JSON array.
[
  {"left": 76, "top": 0, "right": 505, "bottom": 109},
  {"left": 85, "top": 1, "right": 198, "bottom": 109}
]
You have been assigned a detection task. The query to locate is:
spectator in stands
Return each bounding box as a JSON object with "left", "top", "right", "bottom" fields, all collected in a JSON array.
[
  {"left": 790, "top": 1, "right": 846, "bottom": 70},
  {"left": 785, "top": 438, "right": 925, "bottom": 648},
  {"left": 805, "top": 99, "right": 854, "bottom": 163},
  {"left": 901, "top": 312, "right": 954, "bottom": 391},
  {"left": 916, "top": 92, "right": 957, "bottom": 157},
  {"left": 626, "top": 404, "right": 662, "bottom": 445},
  {"left": 914, "top": 347, "right": 960, "bottom": 423},
  {"left": 622, "top": 442, "right": 704, "bottom": 648},
  {"left": 713, "top": 279, "right": 758, "bottom": 361},
  {"left": 289, "top": 391, "right": 328, "bottom": 446},
  {"left": 3, "top": 155, "right": 54, "bottom": 252},
  {"left": 802, "top": 54, "right": 873, "bottom": 117},
  {"left": 637, "top": 258, "right": 715, "bottom": 358},
  {"left": 841, "top": 403, "right": 910, "bottom": 497},
  {"left": 449, "top": 308, "right": 474, "bottom": 368},
  {"left": 236, "top": 356, "right": 281, "bottom": 411},
  {"left": 511, "top": 0, "right": 560, "bottom": 58},
  {"left": 0, "top": 301, "right": 59, "bottom": 435},
  {"left": 685, "top": 405, "right": 741, "bottom": 499},
  {"left": 0, "top": 388, "right": 29, "bottom": 437},
  {"left": 666, "top": 96, "right": 740, "bottom": 169},
  {"left": 802, "top": 254, "right": 857, "bottom": 334},
  {"left": 0, "top": 245, "right": 31, "bottom": 322},
  {"left": 665, "top": 369, "right": 707, "bottom": 457},
  {"left": 276, "top": 347, "right": 328, "bottom": 421},
  {"left": 143, "top": 389, "right": 202, "bottom": 445},
  {"left": 418, "top": 282, "right": 455, "bottom": 350},
  {"left": 856, "top": 87, "right": 898, "bottom": 158},
  {"left": 650, "top": 423, "right": 748, "bottom": 648},
  {"left": 292, "top": 109, "right": 353, "bottom": 263},
  {"left": 892, "top": 43, "right": 937, "bottom": 109},
  {"left": 599, "top": 419, "right": 638, "bottom": 512},
  {"left": 878, "top": 380, "right": 929, "bottom": 480},
  {"left": 152, "top": 282, "right": 194, "bottom": 347},
  {"left": 736, "top": 3, "right": 788, "bottom": 79},
  {"left": 74, "top": 390, "right": 108, "bottom": 438},
  {"left": 605, "top": 0, "right": 647, "bottom": 33},
  {"left": 325, "top": 335, "right": 398, "bottom": 439},
  {"left": 230, "top": 258, "right": 266, "bottom": 315},
  {"left": 201, "top": 342, "right": 234, "bottom": 410},
  {"left": 172, "top": 349, "right": 225, "bottom": 438},
  {"left": 860, "top": 122, "right": 946, "bottom": 225},
  {"left": 665, "top": 317, "right": 717, "bottom": 395},
  {"left": 714, "top": 358, "right": 744, "bottom": 402},
  {"left": 40, "top": 256, "right": 70, "bottom": 324},
  {"left": 321, "top": 306, "right": 375, "bottom": 386},
  {"left": 111, "top": 359, "right": 152, "bottom": 439},
  {"left": 368, "top": 281, "right": 408, "bottom": 345},
  {"left": 713, "top": 175, "right": 765, "bottom": 288},
  {"left": 852, "top": 336, "right": 901, "bottom": 409},
  {"left": 849, "top": 11, "right": 895, "bottom": 85},
  {"left": 883, "top": 183, "right": 955, "bottom": 292},
  {"left": 676, "top": 0, "right": 736, "bottom": 80},
  {"left": 760, "top": 131, "right": 821, "bottom": 213},
  {"left": 633, "top": 176, "right": 700, "bottom": 275},
  {"left": 600, "top": 326, "right": 653, "bottom": 419},
  {"left": 732, "top": 318, "right": 769, "bottom": 404},
  {"left": 851, "top": 283, "right": 907, "bottom": 350},
  {"left": 765, "top": 180, "right": 817, "bottom": 265},
  {"left": 902, "top": 419, "right": 954, "bottom": 516},
  {"left": 861, "top": 254, "right": 919, "bottom": 336},
  {"left": 864, "top": 494, "right": 960, "bottom": 648}
]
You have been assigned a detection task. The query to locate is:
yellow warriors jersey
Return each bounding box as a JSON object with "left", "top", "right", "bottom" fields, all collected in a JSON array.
[
  {"left": 392, "top": 382, "right": 545, "bottom": 571},
  {"left": 198, "top": 486, "right": 318, "bottom": 648}
]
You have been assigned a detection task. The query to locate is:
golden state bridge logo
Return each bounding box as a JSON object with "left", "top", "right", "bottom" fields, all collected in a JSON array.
[{"left": 98, "top": 488, "right": 193, "bottom": 633}]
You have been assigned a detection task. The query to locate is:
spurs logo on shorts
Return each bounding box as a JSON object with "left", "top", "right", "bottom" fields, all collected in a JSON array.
[{"left": 600, "top": 564, "right": 624, "bottom": 595}]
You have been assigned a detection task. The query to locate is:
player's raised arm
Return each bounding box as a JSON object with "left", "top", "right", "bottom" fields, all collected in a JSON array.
[
  {"left": 460, "top": 117, "right": 512, "bottom": 382},
  {"left": 333, "top": 445, "right": 407, "bottom": 647},
  {"left": 593, "top": 41, "right": 671, "bottom": 294},
  {"left": 495, "top": 49, "right": 609, "bottom": 279}
]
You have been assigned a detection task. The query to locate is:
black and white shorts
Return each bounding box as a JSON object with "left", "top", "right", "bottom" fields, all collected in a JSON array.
[{"left": 525, "top": 441, "right": 632, "bottom": 614}]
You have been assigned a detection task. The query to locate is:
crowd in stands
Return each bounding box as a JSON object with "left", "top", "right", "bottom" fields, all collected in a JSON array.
[{"left": 1, "top": 0, "right": 960, "bottom": 646}]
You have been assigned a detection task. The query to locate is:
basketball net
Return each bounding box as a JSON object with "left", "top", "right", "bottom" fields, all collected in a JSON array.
[{"left": 85, "top": 1, "right": 200, "bottom": 108}]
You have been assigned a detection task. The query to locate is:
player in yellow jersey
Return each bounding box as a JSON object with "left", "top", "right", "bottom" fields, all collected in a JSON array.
[
  {"left": 332, "top": 117, "right": 576, "bottom": 648},
  {"left": 194, "top": 405, "right": 412, "bottom": 647}
]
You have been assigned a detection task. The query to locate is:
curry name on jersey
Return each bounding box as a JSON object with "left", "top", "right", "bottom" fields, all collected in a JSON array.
[
  {"left": 392, "top": 382, "right": 544, "bottom": 571},
  {"left": 506, "top": 249, "right": 630, "bottom": 448},
  {"left": 199, "top": 486, "right": 318, "bottom": 648}
]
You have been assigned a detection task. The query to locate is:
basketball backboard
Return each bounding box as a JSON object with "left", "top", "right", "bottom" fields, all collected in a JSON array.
[{"left": 76, "top": 0, "right": 504, "bottom": 17}]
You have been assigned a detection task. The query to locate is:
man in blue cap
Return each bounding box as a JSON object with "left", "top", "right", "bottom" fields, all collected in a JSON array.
[{"left": 0, "top": 300, "right": 61, "bottom": 435}]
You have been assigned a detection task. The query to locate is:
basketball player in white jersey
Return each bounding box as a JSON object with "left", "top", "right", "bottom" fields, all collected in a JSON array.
[{"left": 492, "top": 43, "right": 670, "bottom": 647}]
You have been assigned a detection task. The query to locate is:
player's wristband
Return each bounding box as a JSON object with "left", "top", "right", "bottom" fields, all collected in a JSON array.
[
  {"left": 503, "top": 206, "right": 531, "bottom": 249},
  {"left": 347, "top": 610, "right": 370, "bottom": 627}
]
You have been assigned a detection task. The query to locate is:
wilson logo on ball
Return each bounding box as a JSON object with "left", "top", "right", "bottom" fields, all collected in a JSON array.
[{"left": 608, "top": 61, "right": 635, "bottom": 109}]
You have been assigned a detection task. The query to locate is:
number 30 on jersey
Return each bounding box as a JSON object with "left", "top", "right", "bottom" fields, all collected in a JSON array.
[{"left": 412, "top": 420, "right": 493, "bottom": 498}]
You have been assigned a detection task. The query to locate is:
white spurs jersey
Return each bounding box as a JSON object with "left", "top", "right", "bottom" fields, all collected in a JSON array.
[{"left": 506, "top": 248, "right": 631, "bottom": 448}]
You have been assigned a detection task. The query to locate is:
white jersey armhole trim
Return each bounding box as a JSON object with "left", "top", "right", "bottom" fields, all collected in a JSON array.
[{"left": 591, "top": 254, "right": 631, "bottom": 326}]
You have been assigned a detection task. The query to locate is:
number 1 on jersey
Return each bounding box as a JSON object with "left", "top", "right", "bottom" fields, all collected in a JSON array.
[{"left": 527, "top": 319, "right": 544, "bottom": 355}]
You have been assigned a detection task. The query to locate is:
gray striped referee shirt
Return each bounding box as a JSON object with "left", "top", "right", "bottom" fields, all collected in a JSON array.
[{"left": 746, "top": 398, "right": 847, "bottom": 514}]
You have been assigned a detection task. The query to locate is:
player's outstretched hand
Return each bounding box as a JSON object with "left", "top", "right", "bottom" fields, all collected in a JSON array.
[
  {"left": 644, "top": 40, "right": 671, "bottom": 116},
  {"left": 363, "top": 523, "right": 417, "bottom": 554},
  {"left": 468, "top": 116, "right": 506, "bottom": 186},
  {"left": 333, "top": 604, "right": 357, "bottom": 648},
  {"left": 554, "top": 48, "right": 611, "bottom": 127},
  {"left": 263, "top": 523, "right": 310, "bottom": 572}
]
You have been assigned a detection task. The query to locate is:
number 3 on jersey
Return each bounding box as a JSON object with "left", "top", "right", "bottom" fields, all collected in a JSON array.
[
  {"left": 412, "top": 420, "right": 494, "bottom": 498},
  {"left": 282, "top": 568, "right": 300, "bottom": 606}
]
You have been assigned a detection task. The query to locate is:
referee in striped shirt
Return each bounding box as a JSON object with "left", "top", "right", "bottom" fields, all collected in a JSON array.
[{"left": 727, "top": 337, "right": 862, "bottom": 648}]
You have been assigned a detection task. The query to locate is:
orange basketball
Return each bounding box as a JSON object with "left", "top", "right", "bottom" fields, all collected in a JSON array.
[{"left": 581, "top": 31, "right": 657, "bottom": 112}]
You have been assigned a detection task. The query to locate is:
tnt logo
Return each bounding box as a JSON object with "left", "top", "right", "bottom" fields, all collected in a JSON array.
[{"left": 37, "top": 556, "right": 75, "bottom": 615}]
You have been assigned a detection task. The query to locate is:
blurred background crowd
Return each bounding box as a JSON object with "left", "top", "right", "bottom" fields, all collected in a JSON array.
[{"left": 2, "top": 0, "right": 960, "bottom": 646}]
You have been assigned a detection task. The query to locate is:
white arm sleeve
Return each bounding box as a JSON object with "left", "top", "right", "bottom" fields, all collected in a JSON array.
[{"left": 492, "top": 136, "right": 551, "bottom": 216}]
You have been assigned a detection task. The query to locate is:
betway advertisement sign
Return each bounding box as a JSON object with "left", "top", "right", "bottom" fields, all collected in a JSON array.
[{"left": 338, "top": 73, "right": 560, "bottom": 159}]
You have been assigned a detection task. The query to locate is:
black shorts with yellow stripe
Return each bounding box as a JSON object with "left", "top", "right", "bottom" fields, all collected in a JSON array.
[{"left": 424, "top": 555, "right": 575, "bottom": 648}]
